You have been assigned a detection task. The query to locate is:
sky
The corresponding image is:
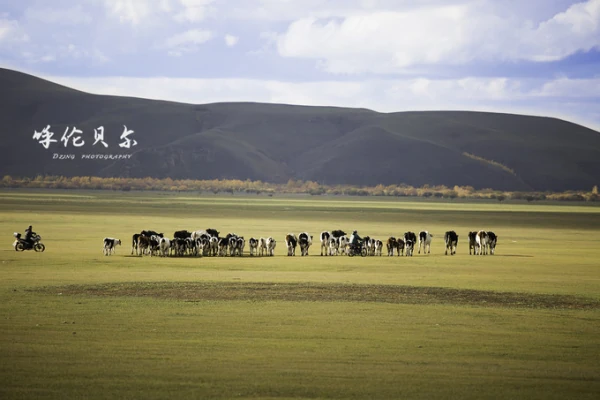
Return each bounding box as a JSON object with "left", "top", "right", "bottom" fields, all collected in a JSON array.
[{"left": 1, "top": 0, "right": 600, "bottom": 131}]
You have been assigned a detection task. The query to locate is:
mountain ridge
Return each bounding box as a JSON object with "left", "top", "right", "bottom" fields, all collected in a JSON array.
[{"left": 1, "top": 67, "right": 599, "bottom": 191}]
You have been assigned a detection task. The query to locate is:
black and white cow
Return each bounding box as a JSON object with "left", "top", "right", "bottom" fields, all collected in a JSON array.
[
  {"left": 476, "top": 230, "right": 488, "bottom": 255},
  {"left": 249, "top": 238, "right": 259, "bottom": 256},
  {"left": 138, "top": 235, "right": 160, "bottom": 256},
  {"left": 228, "top": 234, "right": 239, "bottom": 256},
  {"left": 209, "top": 236, "right": 219, "bottom": 256},
  {"left": 196, "top": 237, "right": 209, "bottom": 256},
  {"left": 298, "top": 232, "right": 312, "bottom": 256},
  {"left": 173, "top": 230, "right": 191, "bottom": 240},
  {"left": 338, "top": 235, "right": 349, "bottom": 255},
  {"left": 131, "top": 233, "right": 141, "bottom": 255},
  {"left": 235, "top": 236, "right": 245, "bottom": 256},
  {"left": 218, "top": 233, "right": 235, "bottom": 256},
  {"left": 285, "top": 233, "right": 298, "bottom": 256},
  {"left": 331, "top": 230, "right": 347, "bottom": 239},
  {"left": 172, "top": 237, "right": 188, "bottom": 256},
  {"left": 267, "top": 237, "right": 276, "bottom": 256},
  {"left": 103, "top": 237, "right": 121, "bottom": 256},
  {"left": 374, "top": 239, "right": 383, "bottom": 256},
  {"left": 405, "top": 239, "right": 415, "bottom": 256},
  {"left": 468, "top": 231, "right": 477, "bottom": 255},
  {"left": 387, "top": 237, "right": 398, "bottom": 256},
  {"left": 363, "top": 236, "right": 375, "bottom": 256},
  {"left": 486, "top": 231, "right": 497, "bottom": 255},
  {"left": 418, "top": 231, "right": 433, "bottom": 254},
  {"left": 444, "top": 231, "right": 458, "bottom": 255},
  {"left": 404, "top": 232, "right": 417, "bottom": 247},
  {"left": 396, "top": 238, "right": 405, "bottom": 256},
  {"left": 328, "top": 236, "right": 340, "bottom": 255},
  {"left": 320, "top": 231, "right": 331, "bottom": 256}
]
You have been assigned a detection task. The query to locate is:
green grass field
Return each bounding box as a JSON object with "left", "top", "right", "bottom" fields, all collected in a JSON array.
[{"left": 1, "top": 190, "right": 599, "bottom": 399}]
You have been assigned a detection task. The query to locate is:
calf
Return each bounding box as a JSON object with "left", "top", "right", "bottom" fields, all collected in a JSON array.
[
  {"left": 468, "top": 231, "right": 477, "bottom": 255},
  {"left": 320, "top": 231, "right": 331, "bottom": 256},
  {"left": 267, "top": 237, "right": 276, "bottom": 256},
  {"left": 444, "top": 231, "right": 458, "bottom": 255},
  {"left": 103, "top": 237, "right": 121, "bottom": 256},
  {"left": 487, "top": 231, "right": 497, "bottom": 255},
  {"left": 249, "top": 238, "right": 259, "bottom": 256},
  {"left": 476, "top": 230, "right": 488, "bottom": 255},
  {"left": 298, "top": 232, "right": 313, "bottom": 256},
  {"left": 285, "top": 234, "right": 298, "bottom": 256},
  {"left": 418, "top": 231, "right": 433, "bottom": 254}
]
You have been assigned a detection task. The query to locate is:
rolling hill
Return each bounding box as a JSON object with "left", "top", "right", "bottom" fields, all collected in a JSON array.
[{"left": 1, "top": 67, "right": 599, "bottom": 191}]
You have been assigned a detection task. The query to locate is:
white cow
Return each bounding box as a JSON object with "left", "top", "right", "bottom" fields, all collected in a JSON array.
[
  {"left": 476, "top": 230, "right": 488, "bottom": 255},
  {"left": 338, "top": 235, "right": 349, "bottom": 255},
  {"left": 259, "top": 237, "right": 268, "bottom": 256},
  {"left": 418, "top": 231, "right": 433, "bottom": 254},
  {"left": 159, "top": 237, "right": 171, "bottom": 257}
]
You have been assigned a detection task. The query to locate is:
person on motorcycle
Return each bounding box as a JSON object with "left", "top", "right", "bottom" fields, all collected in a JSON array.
[
  {"left": 349, "top": 230, "right": 362, "bottom": 249},
  {"left": 24, "top": 225, "right": 34, "bottom": 246}
]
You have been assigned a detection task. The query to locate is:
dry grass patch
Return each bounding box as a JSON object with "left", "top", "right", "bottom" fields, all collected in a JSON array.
[{"left": 30, "top": 281, "right": 600, "bottom": 310}]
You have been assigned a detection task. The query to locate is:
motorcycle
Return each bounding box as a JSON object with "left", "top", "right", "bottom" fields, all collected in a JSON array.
[
  {"left": 347, "top": 240, "right": 367, "bottom": 257},
  {"left": 13, "top": 232, "right": 45, "bottom": 252}
]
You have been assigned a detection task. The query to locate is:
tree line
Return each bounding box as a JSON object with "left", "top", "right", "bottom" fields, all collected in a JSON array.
[{"left": 1, "top": 175, "right": 598, "bottom": 202}]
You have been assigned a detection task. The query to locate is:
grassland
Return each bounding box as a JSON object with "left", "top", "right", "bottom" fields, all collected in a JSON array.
[{"left": 1, "top": 190, "right": 599, "bottom": 399}]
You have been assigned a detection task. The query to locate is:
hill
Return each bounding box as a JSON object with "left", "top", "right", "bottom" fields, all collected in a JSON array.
[{"left": 1, "top": 68, "right": 599, "bottom": 191}]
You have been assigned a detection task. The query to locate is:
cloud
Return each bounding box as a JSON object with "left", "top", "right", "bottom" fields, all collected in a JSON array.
[
  {"left": 0, "top": 15, "right": 28, "bottom": 45},
  {"left": 24, "top": 5, "right": 93, "bottom": 25},
  {"left": 275, "top": 0, "right": 600, "bottom": 73},
  {"left": 224, "top": 34, "right": 239, "bottom": 47},
  {"left": 161, "top": 29, "right": 213, "bottom": 56},
  {"left": 174, "top": 0, "right": 216, "bottom": 22},
  {"left": 103, "top": 0, "right": 153, "bottom": 25}
]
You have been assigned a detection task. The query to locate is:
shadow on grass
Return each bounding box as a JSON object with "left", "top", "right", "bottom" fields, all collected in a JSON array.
[{"left": 29, "top": 281, "right": 600, "bottom": 310}]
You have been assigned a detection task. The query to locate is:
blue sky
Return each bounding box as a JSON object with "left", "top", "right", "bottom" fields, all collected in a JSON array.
[{"left": 1, "top": 0, "right": 599, "bottom": 131}]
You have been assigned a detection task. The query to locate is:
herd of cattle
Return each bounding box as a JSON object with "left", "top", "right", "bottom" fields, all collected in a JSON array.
[{"left": 102, "top": 229, "right": 498, "bottom": 257}]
